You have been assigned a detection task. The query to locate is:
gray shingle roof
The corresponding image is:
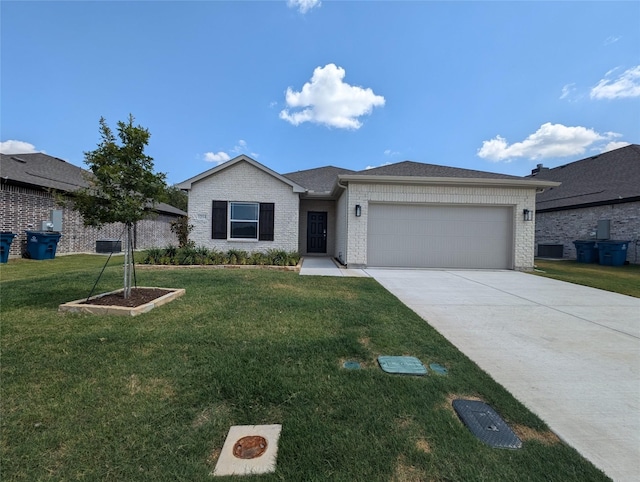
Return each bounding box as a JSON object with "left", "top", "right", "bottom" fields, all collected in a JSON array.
[
  {"left": 354, "top": 160, "right": 525, "bottom": 180},
  {"left": 1, "top": 152, "right": 90, "bottom": 191},
  {"left": 283, "top": 165, "right": 356, "bottom": 192},
  {"left": 531, "top": 144, "right": 640, "bottom": 211},
  {"left": 1, "top": 152, "right": 186, "bottom": 216}
]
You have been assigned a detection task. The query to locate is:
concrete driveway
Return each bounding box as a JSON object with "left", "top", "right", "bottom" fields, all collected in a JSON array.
[{"left": 366, "top": 269, "right": 640, "bottom": 482}]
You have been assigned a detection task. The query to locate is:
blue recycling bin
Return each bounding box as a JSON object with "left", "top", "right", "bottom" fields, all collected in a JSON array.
[
  {"left": 573, "top": 240, "right": 598, "bottom": 264},
  {"left": 0, "top": 232, "right": 17, "bottom": 263},
  {"left": 597, "top": 241, "right": 630, "bottom": 267},
  {"left": 25, "top": 231, "right": 62, "bottom": 260}
]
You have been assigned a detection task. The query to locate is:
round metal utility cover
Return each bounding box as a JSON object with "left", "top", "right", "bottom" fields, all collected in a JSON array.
[
  {"left": 343, "top": 361, "right": 361, "bottom": 370},
  {"left": 232, "top": 436, "right": 268, "bottom": 459}
]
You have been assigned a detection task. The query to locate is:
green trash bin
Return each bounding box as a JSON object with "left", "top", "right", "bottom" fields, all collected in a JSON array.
[
  {"left": 25, "top": 231, "right": 62, "bottom": 260},
  {"left": 0, "top": 232, "right": 17, "bottom": 263},
  {"left": 573, "top": 240, "right": 598, "bottom": 263},
  {"left": 597, "top": 241, "right": 630, "bottom": 267}
]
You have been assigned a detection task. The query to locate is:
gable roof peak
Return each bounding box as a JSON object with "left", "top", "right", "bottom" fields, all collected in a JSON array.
[{"left": 176, "top": 154, "right": 306, "bottom": 192}]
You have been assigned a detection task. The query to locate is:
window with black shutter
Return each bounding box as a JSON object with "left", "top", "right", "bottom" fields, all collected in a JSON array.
[{"left": 259, "top": 203, "right": 274, "bottom": 241}]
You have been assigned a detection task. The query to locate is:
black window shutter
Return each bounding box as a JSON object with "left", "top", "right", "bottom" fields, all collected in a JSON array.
[
  {"left": 212, "top": 201, "right": 227, "bottom": 239},
  {"left": 259, "top": 203, "right": 274, "bottom": 241}
]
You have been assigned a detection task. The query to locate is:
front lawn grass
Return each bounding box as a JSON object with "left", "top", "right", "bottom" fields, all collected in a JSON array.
[
  {"left": 1, "top": 256, "right": 609, "bottom": 481},
  {"left": 533, "top": 259, "right": 640, "bottom": 298}
]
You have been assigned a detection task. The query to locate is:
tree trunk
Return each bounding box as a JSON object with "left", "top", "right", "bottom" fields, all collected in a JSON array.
[{"left": 123, "top": 223, "right": 133, "bottom": 298}]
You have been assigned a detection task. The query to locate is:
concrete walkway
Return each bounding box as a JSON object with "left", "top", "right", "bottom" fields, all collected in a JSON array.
[
  {"left": 299, "top": 257, "right": 369, "bottom": 277},
  {"left": 366, "top": 269, "right": 640, "bottom": 482}
]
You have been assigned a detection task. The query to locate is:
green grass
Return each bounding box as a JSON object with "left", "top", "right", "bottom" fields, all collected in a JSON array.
[
  {"left": 533, "top": 259, "right": 640, "bottom": 298},
  {"left": 1, "top": 256, "right": 609, "bottom": 481}
]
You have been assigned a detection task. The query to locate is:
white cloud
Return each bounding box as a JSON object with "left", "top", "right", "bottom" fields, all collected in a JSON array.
[
  {"left": 203, "top": 151, "right": 230, "bottom": 164},
  {"left": 232, "top": 139, "right": 248, "bottom": 154},
  {"left": 559, "top": 83, "right": 576, "bottom": 100},
  {"left": 287, "top": 0, "right": 321, "bottom": 14},
  {"left": 590, "top": 65, "right": 640, "bottom": 99},
  {"left": 280, "top": 63, "right": 385, "bottom": 129},
  {"left": 203, "top": 140, "right": 259, "bottom": 164},
  {"left": 365, "top": 161, "right": 391, "bottom": 170},
  {"left": 601, "top": 141, "right": 630, "bottom": 153},
  {"left": 477, "top": 123, "right": 622, "bottom": 162},
  {"left": 604, "top": 35, "right": 621, "bottom": 46},
  {"left": 0, "top": 140, "right": 39, "bottom": 154}
]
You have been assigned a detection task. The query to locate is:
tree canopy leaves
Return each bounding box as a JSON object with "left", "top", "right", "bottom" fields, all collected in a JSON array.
[{"left": 73, "top": 115, "right": 167, "bottom": 227}]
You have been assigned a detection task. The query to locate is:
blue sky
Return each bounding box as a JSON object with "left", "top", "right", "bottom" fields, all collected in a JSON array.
[{"left": 2, "top": 0, "right": 639, "bottom": 185}]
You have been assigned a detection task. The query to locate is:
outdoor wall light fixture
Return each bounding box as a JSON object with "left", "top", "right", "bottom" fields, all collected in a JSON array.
[
  {"left": 355, "top": 204, "right": 362, "bottom": 217},
  {"left": 523, "top": 209, "right": 533, "bottom": 221}
]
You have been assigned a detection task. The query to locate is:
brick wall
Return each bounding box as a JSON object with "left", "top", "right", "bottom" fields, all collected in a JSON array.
[
  {"left": 187, "top": 161, "right": 299, "bottom": 253},
  {"left": 535, "top": 201, "right": 640, "bottom": 264},
  {"left": 343, "top": 182, "right": 537, "bottom": 270},
  {"left": 1, "top": 184, "right": 180, "bottom": 258}
]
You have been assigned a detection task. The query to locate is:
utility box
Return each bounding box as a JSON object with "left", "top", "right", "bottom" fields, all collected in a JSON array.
[
  {"left": 596, "top": 220, "right": 610, "bottom": 240},
  {"left": 50, "top": 210, "right": 63, "bottom": 232},
  {"left": 96, "top": 239, "right": 122, "bottom": 253}
]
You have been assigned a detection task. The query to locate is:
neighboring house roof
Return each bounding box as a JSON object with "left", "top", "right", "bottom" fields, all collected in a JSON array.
[
  {"left": 283, "top": 166, "right": 356, "bottom": 193},
  {"left": 1, "top": 152, "right": 186, "bottom": 216},
  {"left": 530, "top": 144, "right": 640, "bottom": 212},
  {"left": 176, "top": 155, "right": 306, "bottom": 193}
]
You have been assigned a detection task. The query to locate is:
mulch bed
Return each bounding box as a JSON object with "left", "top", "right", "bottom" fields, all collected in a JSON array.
[{"left": 81, "top": 288, "right": 171, "bottom": 308}]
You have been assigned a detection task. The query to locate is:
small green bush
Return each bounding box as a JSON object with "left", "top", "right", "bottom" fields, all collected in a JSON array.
[{"left": 141, "top": 246, "right": 300, "bottom": 267}]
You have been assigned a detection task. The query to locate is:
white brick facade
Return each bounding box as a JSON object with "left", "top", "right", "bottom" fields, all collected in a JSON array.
[
  {"left": 187, "top": 161, "right": 299, "bottom": 252},
  {"left": 341, "top": 182, "right": 537, "bottom": 270}
]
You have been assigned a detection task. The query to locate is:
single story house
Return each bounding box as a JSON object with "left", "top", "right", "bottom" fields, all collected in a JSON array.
[
  {"left": 177, "top": 155, "right": 558, "bottom": 270},
  {"left": 530, "top": 144, "right": 639, "bottom": 264},
  {"left": 1, "top": 152, "right": 186, "bottom": 258}
]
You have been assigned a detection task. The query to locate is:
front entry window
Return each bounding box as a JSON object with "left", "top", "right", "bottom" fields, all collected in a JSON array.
[{"left": 230, "top": 202, "right": 259, "bottom": 239}]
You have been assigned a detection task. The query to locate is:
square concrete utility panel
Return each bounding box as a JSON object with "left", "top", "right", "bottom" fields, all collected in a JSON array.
[{"left": 213, "top": 424, "right": 282, "bottom": 476}]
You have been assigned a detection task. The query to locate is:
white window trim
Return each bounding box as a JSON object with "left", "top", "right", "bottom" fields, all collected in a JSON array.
[{"left": 229, "top": 201, "right": 259, "bottom": 241}]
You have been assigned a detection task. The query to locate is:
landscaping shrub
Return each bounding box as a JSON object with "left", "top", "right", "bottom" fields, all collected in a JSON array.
[{"left": 141, "top": 246, "right": 300, "bottom": 267}]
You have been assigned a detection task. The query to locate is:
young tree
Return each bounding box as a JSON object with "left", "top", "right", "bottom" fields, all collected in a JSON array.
[{"left": 72, "top": 115, "right": 167, "bottom": 298}]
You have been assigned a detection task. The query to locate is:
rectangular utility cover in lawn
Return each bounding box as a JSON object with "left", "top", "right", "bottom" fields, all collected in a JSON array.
[
  {"left": 378, "top": 356, "right": 427, "bottom": 375},
  {"left": 453, "top": 399, "right": 522, "bottom": 449}
]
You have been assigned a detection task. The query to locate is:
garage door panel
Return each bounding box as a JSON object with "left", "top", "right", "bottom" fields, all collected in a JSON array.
[{"left": 367, "top": 204, "right": 513, "bottom": 269}]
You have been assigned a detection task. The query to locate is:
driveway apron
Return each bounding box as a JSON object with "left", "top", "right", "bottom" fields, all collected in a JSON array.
[{"left": 366, "top": 269, "right": 640, "bottom": 482}]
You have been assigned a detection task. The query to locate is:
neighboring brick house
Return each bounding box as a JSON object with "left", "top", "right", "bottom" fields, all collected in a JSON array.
[
  {"left": 1, "top": 152, "right": 186, "bottom": 258},
  {"left": 530, "top": 144, "right": 640, "bottom": 264},
  {"left": 177, "top": 155, "right": 557, "bottom": 270}
]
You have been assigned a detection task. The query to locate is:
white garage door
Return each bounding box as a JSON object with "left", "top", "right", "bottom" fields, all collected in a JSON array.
[{"left": 367, "top": 204, "right": 513, "bottom": 269}]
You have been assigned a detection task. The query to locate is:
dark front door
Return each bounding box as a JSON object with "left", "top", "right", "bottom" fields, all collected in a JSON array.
[{"left": 307, "top": 211, "right": 327, "bottom": 253}]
